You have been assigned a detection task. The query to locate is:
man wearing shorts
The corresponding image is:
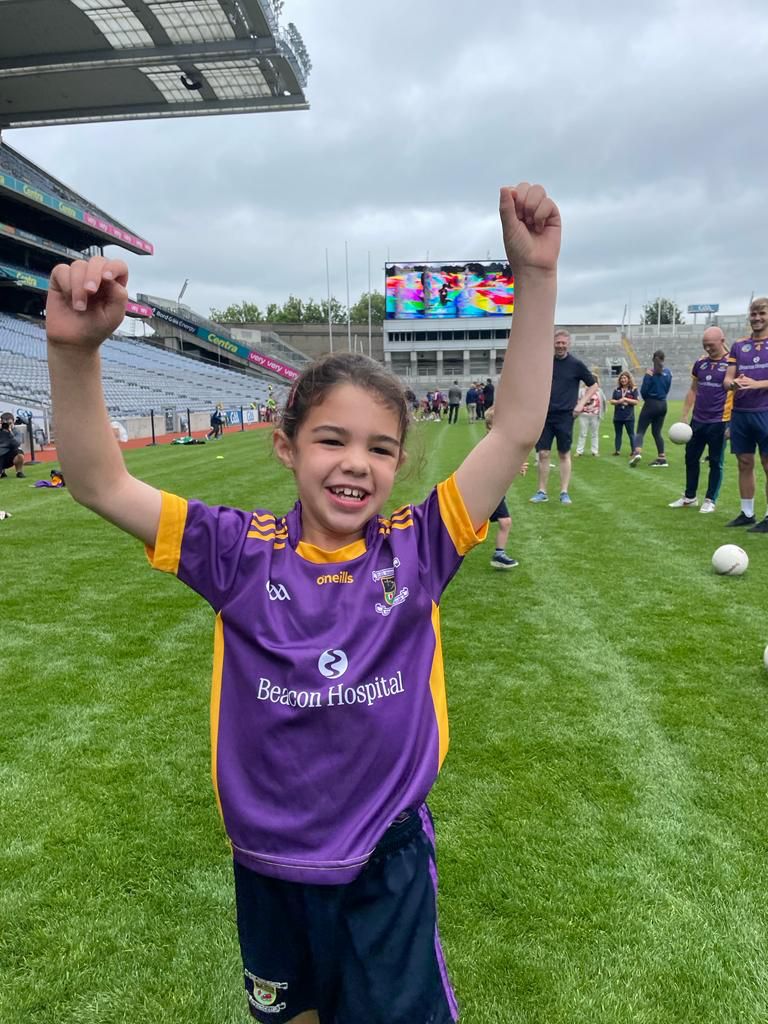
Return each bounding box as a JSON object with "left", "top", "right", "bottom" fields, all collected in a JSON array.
[
  {"left": 723, "top": 297, "right": 768, "bottom": 532},
  {"left": 0, "top": 412, "right": 25, "bottom": 479},
  {"left": 530, "top": 331, "right": 597, "bottom": 505}
]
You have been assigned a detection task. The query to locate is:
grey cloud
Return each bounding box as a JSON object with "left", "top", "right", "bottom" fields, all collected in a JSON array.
[{"left": 8, "top": 0, "right": 768, "bottom": 323}]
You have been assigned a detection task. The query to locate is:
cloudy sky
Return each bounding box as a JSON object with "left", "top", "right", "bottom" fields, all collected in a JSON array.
[{"left": 7, "top": 0, "right": 768, "bottom": 324}]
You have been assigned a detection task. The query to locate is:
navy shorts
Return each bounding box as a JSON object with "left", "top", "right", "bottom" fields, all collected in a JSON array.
[
  {"left": 0, "top": 451, "right": 21, "bottom": 471},
  {"left": 536, "top": 411, "right": 574, "bottom": 453},
  {"left": 729, "top": 410, "right": 768, "bottom": 456},
  {"left": 233, "top": 806, "right": 459, "bottom": 1024},
  {"left": 490, "top": 496, "right": 510, "bottom": 522}
]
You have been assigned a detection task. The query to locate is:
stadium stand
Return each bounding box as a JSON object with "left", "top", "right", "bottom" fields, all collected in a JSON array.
[
  {"left": 139, "top": 293, "right": 312, "bottom": 372},
  {"left": 0, "top": 1, "right": 310, "bottom": 130},
  {"left": 0, "top": 312, "right": 277, "bottom": 418}
]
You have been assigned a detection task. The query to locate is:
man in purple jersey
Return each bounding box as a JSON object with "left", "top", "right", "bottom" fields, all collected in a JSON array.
[
  {"left": 723, "top": 297, "right": 768, "bottom": 532},
  {"left": 668, "top": 327, "right": 731, "bottom": 513}
]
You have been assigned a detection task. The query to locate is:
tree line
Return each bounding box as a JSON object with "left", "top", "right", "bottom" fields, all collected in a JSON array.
[
  {"left": 210, "top": 292, "right": 386, "bottom": 326},
  {"left": 210, "top": 293, "right": 686, "bottom": 327}
]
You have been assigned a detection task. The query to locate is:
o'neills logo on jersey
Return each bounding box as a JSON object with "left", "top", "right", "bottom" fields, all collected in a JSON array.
[
  {"left": 256, "top": 670, "right": 405, "bottom": 709},
  {"left": 316, "top": 571, "right": 354, "bottom": 585}
]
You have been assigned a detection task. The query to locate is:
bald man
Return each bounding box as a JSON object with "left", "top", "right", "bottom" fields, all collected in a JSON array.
[{"left": 668, "top": 327, "right": 731, "bottom": 513}]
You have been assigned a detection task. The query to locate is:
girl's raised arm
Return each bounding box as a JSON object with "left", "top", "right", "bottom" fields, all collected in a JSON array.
[
  {"left": 454, "top": 183, "right": 560, "bottom": 528},
  {"left": 46, "top": 256, "right": 161, "bottom": 546}
]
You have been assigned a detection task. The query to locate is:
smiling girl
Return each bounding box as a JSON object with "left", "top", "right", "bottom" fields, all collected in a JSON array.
[{"left": 45, "top": 182, "right": 560, "bottom": 1024}]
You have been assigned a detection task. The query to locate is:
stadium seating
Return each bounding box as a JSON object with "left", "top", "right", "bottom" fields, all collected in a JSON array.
[{"left": 0, "top": 312, "right": 283, "bottom": 416}]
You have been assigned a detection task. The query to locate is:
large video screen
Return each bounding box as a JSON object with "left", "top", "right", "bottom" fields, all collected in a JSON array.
[{"left": 385, "top": 260, "right": 514, "bottom": 319}]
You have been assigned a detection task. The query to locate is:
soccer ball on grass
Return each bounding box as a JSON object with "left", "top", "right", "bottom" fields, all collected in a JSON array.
[{"left": 711, "top": 544, "right": 748, "bottom": 576}]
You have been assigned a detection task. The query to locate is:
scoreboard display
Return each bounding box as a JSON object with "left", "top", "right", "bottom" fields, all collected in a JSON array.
[{"left": 385, "top": 260, "right": 514, "bottom": 319}]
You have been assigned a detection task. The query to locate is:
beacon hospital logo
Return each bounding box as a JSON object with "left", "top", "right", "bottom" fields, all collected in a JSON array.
[
  {"left": 372, "top": 557, "right": 409, "bottom": 617},
  {"left": 318, "top": 648, "right": 348, "bottom": 678}
]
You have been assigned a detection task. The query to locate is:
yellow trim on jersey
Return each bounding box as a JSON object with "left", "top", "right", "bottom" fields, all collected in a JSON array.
[
  {"left": 437, "top": 473, "right": 489, "bottom": 555},
  {"left": 296, "top": 538, "right": 367, "bottom": 563},
  {"left": 145, "top": 491, "right": 188, "bottom": 574},
  {"left": 210, "top": 613, "right": 225, "bottom": 820},
  {"left": 723, "top": 388, "right": 734, "bottom": 422},
  {"left": 390, "top": 506, "right": 413, "bottom": 522},
  {"left": 429, "top": 602, "right": 449, "bottom": 769}
]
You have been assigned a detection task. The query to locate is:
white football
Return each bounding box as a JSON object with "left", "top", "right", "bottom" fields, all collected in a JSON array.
[
  {"left": 669, "top": 422, "right": 693, "bottom": 445},
  {"left": 712, "top": 544, "right": 749, "bottom": 576},
  {"left": 764, "top": 644, "right": 768, "bottom": 671}
]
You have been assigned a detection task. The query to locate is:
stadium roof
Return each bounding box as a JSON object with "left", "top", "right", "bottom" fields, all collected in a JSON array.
[{"left": 0, "top": 0, "right": 310, "bottom": 129}]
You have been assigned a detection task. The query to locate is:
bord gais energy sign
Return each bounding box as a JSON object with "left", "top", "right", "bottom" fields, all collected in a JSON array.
[{"left": 385, "top": 260, "right": 514, "bottom": 320}]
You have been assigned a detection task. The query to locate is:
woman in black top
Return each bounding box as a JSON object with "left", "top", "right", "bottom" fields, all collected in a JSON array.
[{"left": 610, "top": 371, "right": 639, "bottom": 454}]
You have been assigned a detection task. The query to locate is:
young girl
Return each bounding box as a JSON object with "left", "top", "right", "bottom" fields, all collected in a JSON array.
[
  {"left": 44, "top": 182, "right": 560, "bottom": 1024},
  {"left": 609, "top": 370, "right": 639, "bottom": 454}
]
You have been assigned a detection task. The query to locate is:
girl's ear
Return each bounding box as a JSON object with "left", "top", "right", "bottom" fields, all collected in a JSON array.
[
  {"left": 273, "top": 429, "right": 295, "bottom": 469},
  {"left": 397, "top": 447, "right": 408, "bottom": 471}
]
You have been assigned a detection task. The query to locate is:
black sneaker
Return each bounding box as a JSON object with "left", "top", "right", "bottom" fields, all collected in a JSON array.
[
  {"left": 747, "top": 517, "right": 768, "bottom": 533},
  {"left": 649, "top": 459, "right": 669, "bottom": 468},
  {"left": 490, "top": 552, "right": 519, "bottom": 569},
  {"left": 15, "top": 471, "right": 24, "bottom": 479},
  {"left": 0, "top": 471, "right": 6, "bottom": 479},
  {"left": 726, "top": 512, "right": 756, "bottom": 527}
]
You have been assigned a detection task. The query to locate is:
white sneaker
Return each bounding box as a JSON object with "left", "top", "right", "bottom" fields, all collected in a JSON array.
[
  {"left": 668, "top": 496, "right": 698, "bottom": 508},
  {"left": 700, "top": 499, "right": 716, "bottom": 513}
]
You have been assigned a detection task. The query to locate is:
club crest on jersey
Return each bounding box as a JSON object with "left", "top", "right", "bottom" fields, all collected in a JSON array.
[
  {"left": 372, "top": 558, "right": 409, "bottom": 617},
  {"left": 244, "top": 970, "right": 288, "bottom": 1012}
]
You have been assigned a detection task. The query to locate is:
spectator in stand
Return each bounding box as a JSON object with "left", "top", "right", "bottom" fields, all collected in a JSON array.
[
  {"left": 629, "top": 350, "right": 672, "bottom": 467},
  {"left": 483, "top": 377, "right": 495, "bottom": 412},
  {"left": 575, "top": 371, "right": 606, "bottom": 456},
  {"left": 668, "top": 327, "right": 730, "bottom": 513},
  {"left": 447, "top": 381, "right": 462, "bottom": 424},
  {"left": 0, "top": 412, "right": 25, "bottom": 478},
  {"left": 609, "top": 371, "right": 639, "bottom": 455},
  {"left": 465, "top": 383, "right": 478, "bottom": 423}
]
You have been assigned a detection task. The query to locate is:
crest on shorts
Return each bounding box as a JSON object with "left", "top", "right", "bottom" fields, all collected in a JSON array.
[
  {"left": 244, "top": 969, "right": 287, "bottom": 1010},
  {"left": 372, "top": 557, "right": 409, "bottom": 617}
]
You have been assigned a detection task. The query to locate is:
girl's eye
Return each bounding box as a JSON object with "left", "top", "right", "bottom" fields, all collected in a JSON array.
[
  {"left": 319, "top": 438, "right": 343, "bottom": 447},
  {"left": 371, "top": 446, "right": 395, "bottom": 457}
]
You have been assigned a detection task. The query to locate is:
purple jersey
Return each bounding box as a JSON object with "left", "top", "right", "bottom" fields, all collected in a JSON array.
[
  {"left": 691, "top": 353, "right": 732, "bottom": 423},
  {"left": 147, "top": 474, "right": 487, "bottom": 885},
  {"left": 728, "top": 338, "right": 768, "bottom": 412}
]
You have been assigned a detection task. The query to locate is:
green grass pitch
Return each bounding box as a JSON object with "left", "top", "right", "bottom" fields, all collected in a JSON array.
[{"left": 3, "top": 405, "right": 768, "bottom": 1023}]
